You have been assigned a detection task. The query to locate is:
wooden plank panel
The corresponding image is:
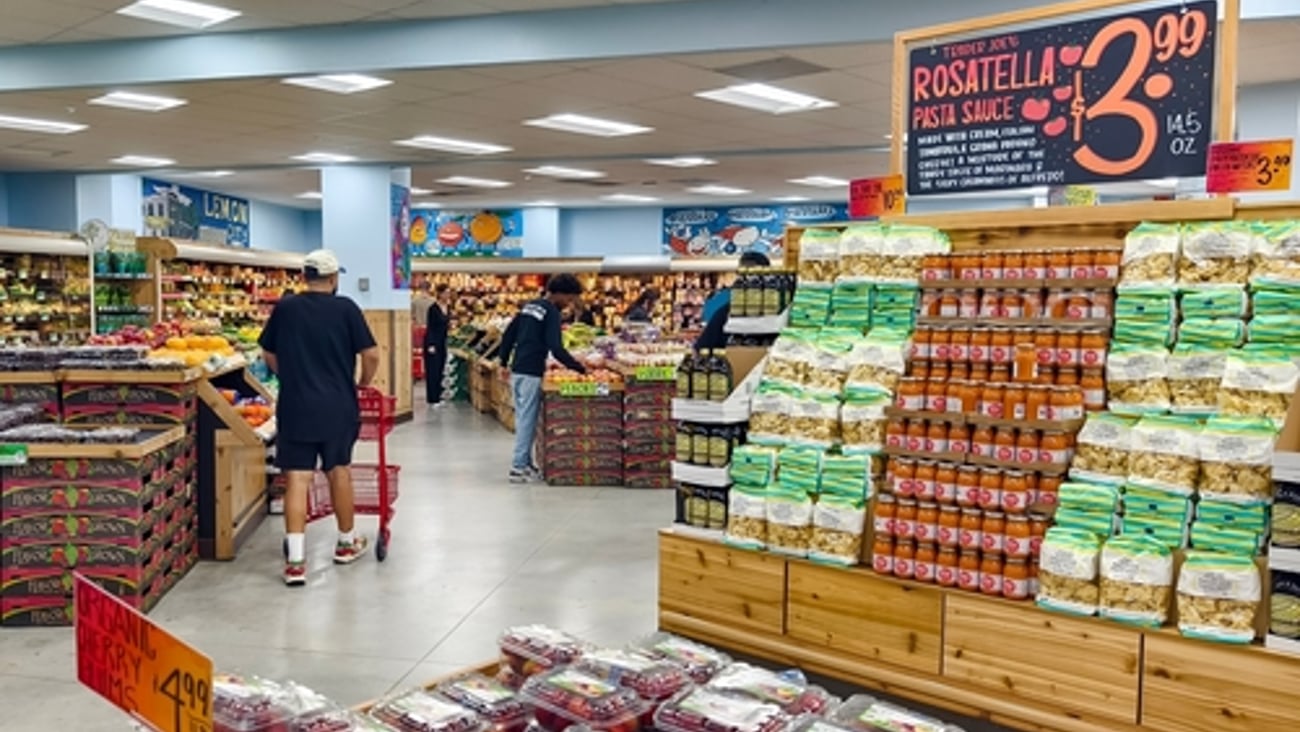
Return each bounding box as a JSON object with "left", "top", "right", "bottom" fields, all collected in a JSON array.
[
  {"left": 393, "top": 309, "right": 413, "bottom": 416},
  {"left": 786, "top": 562, "right": 943, "bottom": 675},
  {"left": 944, "top": 595, "right": 1140, "bottom": 726},
  {"left": 1142, "top": 633, "right": 1300, "bottom": 732},
  {"left": 363, "top": 310, "right": 395, "bottom": 396},
  {"left": 658, "top": 533, "right": 786, "bottom": 636}
]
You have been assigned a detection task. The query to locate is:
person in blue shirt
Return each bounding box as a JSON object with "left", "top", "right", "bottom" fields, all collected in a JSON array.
[{"left": 695, "top": 251, "right": 771, "bottom": 350}]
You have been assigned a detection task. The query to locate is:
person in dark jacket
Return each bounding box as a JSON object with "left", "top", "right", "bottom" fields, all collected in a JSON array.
[
  {"left": 623, "top": 288, "right": 660, "bottom": 323},
  {"left": 423, "top": 285, "right": 452, "bottom": 407},
  {"left": 497, "top": 274, "right": 587, "bottom": 483},
  {"left": 695, "top": 251, "right": 771, "bottom": 350}
]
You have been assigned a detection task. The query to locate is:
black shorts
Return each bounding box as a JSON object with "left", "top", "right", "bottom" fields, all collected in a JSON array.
[{"left": 276, "top": 426, "right": 359, "bottom": 472}]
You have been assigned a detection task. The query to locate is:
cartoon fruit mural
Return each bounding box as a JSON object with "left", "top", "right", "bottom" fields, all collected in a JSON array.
[
  {"left": 410, "top": 214, "right": 429, "bottom": 247},
  {"left": 438, "top": 221, "right": 464, "bottom": 248},
  {"left": 470, "top": 212, "right": 504, "bottom": 246}
]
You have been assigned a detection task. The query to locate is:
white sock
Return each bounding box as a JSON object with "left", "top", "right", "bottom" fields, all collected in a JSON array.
[
  {"left": 286, "top": 533, "right": 306, "bottom": 563},
  {"left": 339, "top": 529, "right": 355, "bottom": 544}
]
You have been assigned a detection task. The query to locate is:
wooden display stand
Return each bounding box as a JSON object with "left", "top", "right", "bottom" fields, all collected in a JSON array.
[
  {"left": 195, "top": 366, "right": 270, "bottom": 560},
  {"left": 363, "top": 309, "right": 414, "bottom": 423}
]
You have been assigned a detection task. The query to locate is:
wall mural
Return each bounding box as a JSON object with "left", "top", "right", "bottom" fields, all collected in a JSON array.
[
  {"left": 662, "top": 203, "right": 848, "bottom": 259},
  {"left": 410, "top": 209, "right": 524, "bottom": 258}
]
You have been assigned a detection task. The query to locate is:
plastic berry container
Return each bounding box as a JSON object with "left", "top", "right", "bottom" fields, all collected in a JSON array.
[
  {"left": 433, "top": 673, "right": 531, "bottom": 732},
  {"left": 294, "top": 708, "right": 400, "bottom": 732},
  {"left": 519, "top": 667, "right": 652, "bottom": 732},
  {"left": 705, "top": 665, "right": 839, "bottom": 716},
  {"left": 829, "top": 695, "right": 964, "bottom": 732},
  {"left": 499, "top": 625, "right": 590, "bottom": 678},
  {"left": 654, "top": 687, "right": 792, "bottom": 732},
  {"left": 632, "top": 632, "right": 732, "bottom": 684},
  {"left": 214, "top": 674, "right": 329, "bottom": 732},
  {"left": 575, "top": 649, "right": 692, "bottom": 703},
  {"left": 369, "top": 689, "right": 489, "bottom": 732}
]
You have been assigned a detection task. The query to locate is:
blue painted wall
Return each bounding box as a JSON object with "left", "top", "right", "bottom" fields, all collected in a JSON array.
[
  {"left": 6, "top": 173, "right": 78, "bottom": 231},
  {"left": 559, "top": 207, "right": 663, "bottom": 257},
  {"left": 250, "top": 199, "right": 319, "bottom": 253},
  {"left": 0, "top": 174, "right": 8, "bottom": 226}
]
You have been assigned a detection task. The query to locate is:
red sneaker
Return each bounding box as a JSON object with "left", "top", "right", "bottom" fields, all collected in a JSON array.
[
  {"left": 334, "top": 536, "right": 370, "bottom": 565},
  {"left": 283, "top": 561, "right": 307, "bottom": 586}
]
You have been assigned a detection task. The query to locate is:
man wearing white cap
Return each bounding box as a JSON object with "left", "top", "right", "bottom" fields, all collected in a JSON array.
[{"left": 259, "top": 249, "right": 381, "bottom": 586}]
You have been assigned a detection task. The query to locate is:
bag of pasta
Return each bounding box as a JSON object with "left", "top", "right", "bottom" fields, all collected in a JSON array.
[
  {"left": 1176, "top": 551, "right": 1262, "bottom": 644},
  {"left": 1167, "top": 343, "right": 1227, "bottom": 415},
  {"left": 762, "top": 330, "right": 816, "bottom": 386},
  {"left": 1252, "top": 219, "right": 1300, "bottom": 286},
  {"left": 844, "top": 333, "right": 908, "bottom": 397},
  {"left": 1129, "top": 415, "right": 1201, "bottom": 496},
  {"left": 809, "top": 494, "right": 866, "bottom": 567},
  {"left": 806, "top": 329, "right": 857, "bottom": 397},
  {"left": 877, "top": 225, "right": 949, "bottom": 284},
  {"left": 1176, "top": 318, "right": 1245, "bottom": 349},
  {"left": 1219, "top": 350, "right": 1300, "bottom": 429},
  {"left": 790, "top": 284, "right": 833, "bottom": 328},
  {"left": 725, "top": 485, "right": 768, "bottom": 550},
  {"left": 729, "top": 445, "right": 778, "bottom": 488},
  {"left": 1246, "top": 314, "right": 1300, "bottom": 346},
  {"left": 1070, "top": 412, "right": 1137, "bottom": 485},
  {"left": 1179, "top": 285, "right": 1248, "bottom": 319},
  {"left": 1037, "top": 528, "right": 1102, "bottom": 616},
  {"left": 838, "top": 223, "right": 887, "bottom": 280},
  {"left": 1106, "top": 346, "right": 1171, "bottom": 415},
  {"left": 787, "top": 390, "right": 842, "bottom": 450},
  {"left": 1197, "top": 416, "right": 1276, "bottom": 505},
  {"left": 1120, "top": 222, "right": 1180, "bottom": 286},
  {"left": 841, "top": 391, "right": 891, "bottom": 455},
  {"left": 748, "top": 381, "right": 798, "bottom": 445},
  {"left": 1252, "top": 280, "right": 1300, "bottom": 317},
  {"left": 765, "top": 486, "right": 813, "bottom": 558},
  {"left": 1178, "top": 221, "right": 1255, "bottom": 286},
  {"left": 1099, "top": 535, "right": 1173, "bottom": 627},
  {"left": 829, "top": 280, "right": 872, "bottom": 329},
  {"left": 798, "top": 228, "right": 842, "bottom": 284}
]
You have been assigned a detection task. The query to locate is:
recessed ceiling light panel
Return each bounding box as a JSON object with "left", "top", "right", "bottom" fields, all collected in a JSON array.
[
  {"left": 111, "top": 154, "right": 174, "bottom": 167},
  {"left": 788, "top": 175, "right": 850, "bottom": 188},
  {"left": 190, "top": 170, "right": 234, "bottom": 178},
  {"left": 394, "top": 135, "right": 511, "bottom": 155},
  {"left": 437, "top": 176, "right": 512, "bottom": 189},
  {"left": 645, "top": 156, "right": 716, "bottom": 168},
  {"left": 601, "top": 193, "right": 659, "bottom": 203},
  {"left": 408, "top": 186, "right": 433, "bottom": 195},
  {"left": 411, "top": 201, "right": 442, "bottom": 209},
  {"left": 89, "top": 91, "right": 187, "bottom": 112},
  {"left": 295, "top": 191, "right": 323, "bottom": 200},
  {"left": 116, "top": 0, "right": 241, "bottom": 29},
  {"left": 695, "top": 82, "right": 837, "bottom": 115},
  {"left": 525, "top": 113, "right": 652, "bottom": 138},
  {"left": 283, "top": 74, "right": 392, "bottom": 95},
  {"left": 771, "top": 195, "right": 810, "bottom": 203},
  {"left": 524, "top": 165, "right": 606, "bottom": 179},
  {"left": 292, "top": 152, "right": 357, "bottom": 164},
  {"left": 525, "top": 200, "right": 559, "bottom": 207},
  {"left": 0, "top": 114, "right": 87, "bottom": 134},
  {"left": 688, "top": 184, "right": 751, "bottom": 196}
]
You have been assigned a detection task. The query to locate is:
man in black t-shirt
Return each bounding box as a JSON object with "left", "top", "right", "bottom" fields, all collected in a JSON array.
[{"left": 259, "top": 249, "right": 381, "bottom": 586}]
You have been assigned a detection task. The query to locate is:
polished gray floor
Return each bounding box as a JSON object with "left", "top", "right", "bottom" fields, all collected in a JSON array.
[{"left": 0, "top": 404, "right": 668, "bottom": 730}]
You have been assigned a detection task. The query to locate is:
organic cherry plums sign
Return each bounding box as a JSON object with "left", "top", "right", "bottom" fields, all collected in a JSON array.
[{"left": 906, "top": 0, "right": 1216, "bottom": 195}]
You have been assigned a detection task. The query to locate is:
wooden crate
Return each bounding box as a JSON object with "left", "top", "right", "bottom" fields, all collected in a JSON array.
[
  {"left": 658, "top": 532, "right": 786, "bottom": 636},
  {"left": 393, "top": 308, "right": 413, "bottom": 418},
  {"left": 787, "top": 562, "right": 944, "bottom": 674},
  {"left": 1142, "top": 633, "right": 1300, "bottom": 732},
  {"left": 944, "top": 594, "right": 1141, "bottom": 726},
  {"left": 210, "top": 430, "right": 267, "bottom": 560}
]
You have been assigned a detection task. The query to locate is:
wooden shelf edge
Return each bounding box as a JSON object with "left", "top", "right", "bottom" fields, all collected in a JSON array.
[
  {"left": 23, "top": 425, "right": 184, "bottom": 460},
  {"left": 197, "top": 380, "right": 262, "bottom": 445},
  {"left": 920, "top": 278, "right": 1118, "bottom": 291},
  {"left": 880, "top": 198, "right": 1235, "bottom": 231}
]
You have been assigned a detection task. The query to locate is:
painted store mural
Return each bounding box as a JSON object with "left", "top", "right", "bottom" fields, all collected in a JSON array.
[
  {"left": 409, "top": 209, "right": 524, "bottom": 258},
  {"left": 141, "top": 178, "right": 250, "bottom": 247},
  {"left": 662, "top": 203, "right": 848, "bottom": 259}
]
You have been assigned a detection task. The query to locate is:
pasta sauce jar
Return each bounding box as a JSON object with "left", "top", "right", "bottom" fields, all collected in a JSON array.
[
  {"left": 958, "top": 550, "right": 982, "bottom": 592},
  {"left": 980, "top": 554, "right": 1004, "bottom": 596},
  {"left": 872, "top": 535, "right": 895, "bottom": 575},
  {"left": 937, "top": 505, "right": 961, "bottom": 547},
  {"left": 936, "top": 547, "right": 959, "bottom": 587},
  {"left": 914, "top": 543, "right": 937, "bottom": 584},
  {"left": 915, "top": 502, "right": 940, "bottom": 543}
]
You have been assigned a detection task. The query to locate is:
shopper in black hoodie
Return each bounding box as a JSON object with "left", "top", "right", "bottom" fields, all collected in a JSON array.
[
  {"left": 422, "top": 285, "right": 452, "bottom": 407},
  {"left": 497, "top": 274, "right": 587, "bottom": 483}
]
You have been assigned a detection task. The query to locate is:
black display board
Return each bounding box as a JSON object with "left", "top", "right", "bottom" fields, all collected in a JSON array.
[{"left": 906, "top": 1, "right": 1216, "bottom": 195}]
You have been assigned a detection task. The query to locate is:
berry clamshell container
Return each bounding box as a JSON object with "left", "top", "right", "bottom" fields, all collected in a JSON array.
[
  {"left": 293, "top": 707, "right": 400, "bottom": 732},
  {"left": 575, "top": 648, "right": 693, "bottom": 703},
  {"left": 368, "top": 689, "right": 489, "bottom": 732},
  {"left": 433, "top": 673, "right": 532, "bottom": 732},
  {"left": 706, "top": 665, "right": 839, "bottom": 717},
  {"left": 632, "top": 632, "right": 733, "bottom": 685},
  {"left": 499, "top": 624, "right": 591, "bottom": 678},
  {"left": 518, "top": 666, "right": 652, "bottom": 732},
  {"left": 214, "top": 674, "right": 331, "bottom": 732},
  {"left": 828, "top": 695, "right": 965, "bottom": 732},
  {"left": 653, "top": 687, "right": 793, "bottom": 732}
]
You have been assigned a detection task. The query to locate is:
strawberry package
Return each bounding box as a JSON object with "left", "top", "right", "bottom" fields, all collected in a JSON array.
[
  {"left": 368, "top": 689, "right": 487, "bottom": 732},
  {"left": 433, "top": 673, "right": 531, "bottom": 732},
  {"left": 213, "top": 674, "right": 331, "bottom": 732},
  {"left": 705, "top": 664, "right": 838, "bottom": 716},
  {"left": 574, "top": 648, "right": 692, "bottom": 703},
  {"left": 632, "top": 632, "right": 732, "bottom": 684},
  {"left": 499, "top": 625, "right": 591, "bottom": 678},
  {"left": 518, "top": 667, "right": 652, "bottom": 732},
  {"left": 829, "top": 694, "right": 965, "bottom": 732},
  {"left": 653, "top": 687, "right": 792, "bottom": 732}
]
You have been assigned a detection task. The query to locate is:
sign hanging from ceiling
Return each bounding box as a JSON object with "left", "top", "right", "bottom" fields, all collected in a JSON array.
[
  {"left": 1205, "top": 139, "right": 1294, "bottom": 193},
  {"left": 848, "top": 175, "right": 905, "bottom": 218},
  {"left": 410, "top": 209, "right": 524, "bottom": 258},
  {"left": 141, "top": 178, "right": 250, "bottom": 247},
  {"left": 905, "top": 0, "right": 1216, "bottom": 196},
  {"left": 662, "top": 203, "right": 848, "bottom": 259}
]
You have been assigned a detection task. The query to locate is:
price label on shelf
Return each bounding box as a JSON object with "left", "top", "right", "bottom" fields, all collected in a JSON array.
[
  {"left": 75, "top": 575, "right": 214, "bottom": 732},
  {"left": 558, "top": 382, "right": 611, "bottom": 397},
  {"left": 849, "top": 174, "right": 905, "bottom": 218},
  {"left": 633, "top": 365, "right": 676, "bottom": 382},
  {"left": 1206, "top": 139, "right": 1294, "bottom": 193}
]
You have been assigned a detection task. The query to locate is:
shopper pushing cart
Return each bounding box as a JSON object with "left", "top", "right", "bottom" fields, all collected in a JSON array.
[{"left": 259, "top": 249, "right": 382, "bottom": 586}]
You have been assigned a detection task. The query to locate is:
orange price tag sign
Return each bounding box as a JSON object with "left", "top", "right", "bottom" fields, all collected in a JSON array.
[
  {"left": 75, "top": 575, "right": 214, "bottom": 732},
  {"left": 848, "top": 175, "right": 905, "bottom": 218},
  {"left": 1206, "top": 139, "right": 1294, "bottom": 193}
]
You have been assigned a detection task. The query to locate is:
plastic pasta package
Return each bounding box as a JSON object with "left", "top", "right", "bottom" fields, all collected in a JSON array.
[
  {"left": 519, "top": 667, "right": 652, "bottom": 732},
  {"left": 1115, "top": 286, "right": 1177, "bottom": 324},
  {"left": 574, "top": 649, "right": 692, "bottom": 703},
  {"left": 844, "top": 340, "right": 907, "bottom": 398},
  {"left": 786, "top": 391, "right": 842, "bottom": 449},
  {"left": 1098, "top": 535, "right": 1173, "bottom": 627},
  {"left": 214, "top": 675, "right": 332, "bottom": 732},
  {"left": 1128, "top": 415, "right": 1201, "bottom": 496},
  {"left": 765, "top": 487, "right": 814, "bottom": 558},
  {"left": 1246, "top": 314, "right": 1300, "bottom": 346},
  {"left": 1251, "top": 220, "right": 1300, "bottom": 285},
  {"left": 1196, "top": 416, "right": 1276, "bottom": 504},
  {"left": 1197, "top": 498, "right": 1270, "bottom": 537},
  {"left": 748, "top": 382, "right": 799, "bottom": 445},
  {"left": 840, "top": 392, "right": 890, "bottom": 455},
  {"left": 818, "top": 454, "right": 870, "bottom": 498},
  {"left": 1105, "top": 347, "right": 1171, "bottom": 415},
  {"left": 368, "top": 691, "right": 486, "bottom": 732},
  {"left": 653, "top": 687, "right": 792, "bottom": 732},
  {"left": 1189, "top": 522, "right": 1263, "bottom": 555},
  {"left": 830, "top": 694, "right": 964, "bottom": 732},
  {"left": 706, "top": 664, "right": 839, "bottom": 716},
  {"left": 432, "top": 674, "right": 530, "bottom": 732},
  {"left": 763, "top": 332, "right": 817, "bottom": 386},
  {"left": 498, "top": 625, "right": 591, "bottom": 678},
  {"left": 838, "top": 224, "right": 888, "bottom": 280},
  {"left": 1166, "top": 344, "right": 1227, "bottom": 415},
  {"left": 1069, "top": 412, "right": 1137, "bottom": 485},
  {"left": 809, "top": 495, "right": 866, "bottom": 567},
  {"left": 1058, "top": 482, "right": 1121, "bottom": 516},
  {"left": 1121, "top": 515, "right": 1188, "bottom": 551},
  {"left": 1120, "top": 223, "right": 1180, "bottom": 286},
  {"left": 1053, "top": 508, "right": 1118, "bottom": 538},
  {"left": 1218, "top": 351, "right": 1300, "bottom": 428},
  {"left": 1036, "top": 528, "right": 1102, "bottom": 616},
  {"left": 876, "top": 225, "right": 950, "bottom": 284},
  {"left": 633, "top": 632, "right": 732, "bottom": 685},
  {"left": 726, "top": 485, "right": 769, "bottom": 550},
  {"left": 730, "top": 445, "right": 780, "bottom": 488},
  {"left": 1122, "top": 485, "right": 1193, "bottom": 527},
  {"left": 790, "top": 285, "right": 833, "bottom": 328},
  {"left": 1178, "top": 221, "right": 1255, "bottom": 286},
  {"left": 1175, "top": 318, "right": 1245, "bottom": 349},
  {"left": 1176, "top": 551, "right": 1262, "bottom": 644},
  {"left": 798, "top": 229, "right": 843, "bottom": 284},
  {"left": 807, "top": 332, "right": 857, "bottom": 396}
]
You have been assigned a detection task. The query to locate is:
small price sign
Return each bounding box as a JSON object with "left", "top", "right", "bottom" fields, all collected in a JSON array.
[
  {"left": 0, "top": 444, "right": 27, "bottom": 466},
  {"left": 558, "top": 381, "right": 611, "bottom": 398},
  {"left": 848, "top": 175, "right": 905, "bottom": 218},
  {"left": 1206, "top": 139, "right": 1294, "bottom": 193},
  {"left": 633, "top": 365, "right": 676, "bottom": 382},
  {"left": 75, "top": 575, "right": 213, "bottom": 732}
]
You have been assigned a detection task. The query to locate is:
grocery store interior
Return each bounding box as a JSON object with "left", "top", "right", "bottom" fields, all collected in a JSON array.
[{"left": 4, "top": 1, "right": 1300, "bottom": 732}]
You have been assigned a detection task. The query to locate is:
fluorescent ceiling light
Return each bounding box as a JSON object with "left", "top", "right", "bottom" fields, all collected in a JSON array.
[
  {"left": 296, "top": 191, "right": 323, "bottom": 200},
  {"left": 283, "top": 74, "right": 392, "bottom": 95},
  {"left": 411, "top": 201, "right": 441, "bottom": 209},
  {"left": 602, "top": 193, "right": 659, "bottom": 203},
  {"left": 408, "top": 187, "right": 433, "bottom": 195},
  {"left": 0, "top": 114, "right": 87, "bottom": 134},
  {"left": 111, "top": 154, "right": 174, "bottom": 167},
  {"left": 525, "top": 113, "right": 652, "bottom": 138},
  {"left": 688, "top": 184, "right": 751, "bottom": 196},
  {"left": 645, "top": 156, "right": 716, "bottom": 168},
  {"left": 89, "top": 91, "right": 187, "bottom": 112},
  {"left": 524, "top": 165, "right": 606, "bottom": 179},
  {"left": 437, "top": 176, "right": 512, "bottom": 189},
  {"left": 116, "top": 0, "right": 240, "bottom": 29},
  {"left": 695, "top": 82, "right": 838, "bottom": 115},
  {"left": 525, "top": 200, "right": 558, "bottom": 207},
  {"left": 292, "top": 151, "right": 356, "bottom": 164},
  {"left": 394, "top": 135, "right": 510, "bottom": 155},
  {"left": 788, "top": 175, "right": 850, "bottom": 188},
  {"left": 772, "top": 195, "right": 810, "bottom": 203},
  {"left": 190, "top": 170, "right": 234, "bottom": 178}
]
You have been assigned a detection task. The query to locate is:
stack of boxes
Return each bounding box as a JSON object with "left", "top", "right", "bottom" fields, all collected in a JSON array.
[
  {"left": 540, "top": 391, "right": 624, "bottom": 486},
  {"left": 623, "top": 376, "right": 675, "bottom": 489}
]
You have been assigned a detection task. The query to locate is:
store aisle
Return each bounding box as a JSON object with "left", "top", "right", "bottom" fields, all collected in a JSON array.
[{"left": 0, "top": 405, "right": 670, "bottom": 731}]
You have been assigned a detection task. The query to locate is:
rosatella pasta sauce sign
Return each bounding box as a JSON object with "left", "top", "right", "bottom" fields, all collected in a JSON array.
[{"left": 906, "top": 1, "right": 1215, "bottom": 195}]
